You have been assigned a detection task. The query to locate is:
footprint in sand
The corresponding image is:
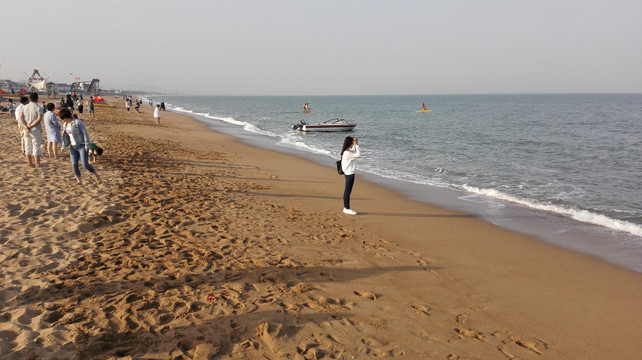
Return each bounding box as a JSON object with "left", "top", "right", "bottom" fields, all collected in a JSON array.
[
  {"left": 454, "top": 327, "right": 487, "bottom": 342},
  {"left": 411, "top": 304, "right": 431, "bottom": 316},
  {"left": 255, "top": 321, "right": 282, "bottom": 353},
  {"left": 353, "top": 290, "right": 377, "bottom": 300},
  {"left": 417, "top": 259, "right": 439, "bottom": 275},
  {"left": 279, "top": 301, "right": 300, "bottom": 313},
  {"left": 498, "top": 344, "right": 517, "bottom": 359},
  {"left": 509, "top": 336, "right": 544, "bottom": 355}
]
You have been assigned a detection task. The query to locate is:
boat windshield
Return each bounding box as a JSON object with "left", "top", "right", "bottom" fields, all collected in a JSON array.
[{"left": 323, "top": 118, "right": 347, "bottom": 124}]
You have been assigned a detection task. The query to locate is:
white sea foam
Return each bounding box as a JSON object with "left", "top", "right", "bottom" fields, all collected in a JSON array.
[
  {"left": 462, "top": 184, "right": 642, "bottom": 237},
  {"left": 359, "top": 164, "right": 451, "bottom": 188},
  {"left": 173, "top": 106, "right": 275, "bottom": 137},
  {"left": 278, "top": 134, "right": 334, "bottom": 157}
]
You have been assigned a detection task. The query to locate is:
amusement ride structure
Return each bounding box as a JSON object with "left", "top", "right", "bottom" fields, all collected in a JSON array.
[{"left": 25, "top": 69, "right": 48, "bottom": 92}]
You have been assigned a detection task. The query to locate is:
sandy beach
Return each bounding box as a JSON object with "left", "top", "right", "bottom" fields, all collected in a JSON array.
[{"left": 1, "top": 97, "right": 641, "bottom": 359}]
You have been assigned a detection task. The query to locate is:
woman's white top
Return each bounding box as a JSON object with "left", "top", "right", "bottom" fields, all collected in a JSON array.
[{"left": 341, "top": 145, "right": 361, "bottom": 175}]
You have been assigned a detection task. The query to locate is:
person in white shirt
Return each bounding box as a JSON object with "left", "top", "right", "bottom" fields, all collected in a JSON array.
[
  {"left": 340, "top": 136, "right": 361, "bottom": 215},
  {"left": 19, "top": 93, "right": 44, "bottom": 167},
  {"left": 15, "top": 96, "right": 29, "bottom": 154},
  {"left": 153, "top": 104, "right": 161, "bottom": 125},
  {"left": 7, "top": 99, "right": 16, "bottom": 118}
]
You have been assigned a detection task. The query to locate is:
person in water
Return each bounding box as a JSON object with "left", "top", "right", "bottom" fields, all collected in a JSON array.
[
  {"left": 303, "top": 103, "right": 309, "bottom": 111},
  {"left": 421, "top": 102, "right": 426, "bottom": 110},
  {"left": 341, "top": 136, "right": 361, "bottom": 215}
]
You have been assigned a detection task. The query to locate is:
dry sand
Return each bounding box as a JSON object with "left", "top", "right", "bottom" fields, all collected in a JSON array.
[{"left": 1, "top": 97, "right": 641, "bottom": 359}]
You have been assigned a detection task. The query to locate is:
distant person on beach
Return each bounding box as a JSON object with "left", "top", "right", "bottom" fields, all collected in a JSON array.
[
  {"left": 15, "top": 96, "right": 29, "bottom": 154},
  {"left": 153, "top": 104, "right": 161, "bottom": 125},
  {"left": 341, "top": 136, "right": 361, "bottom": 215},
  {"left": 160, "top": 101, "right": 166, "bottom": 111},
  {"left": 65, "top": 94, "right": 74, "bottom": 111},
  {"left": 89, "top": 99, "right": 94, "bottom": 115},
  {"left": 126, "top": 97, "right": 132, "bottom": 112},
  {"left": 77, "top": 100, "right": 84, "bottom": 114},
  {"left": 44, "top": 103, "right": 62, "bottom": 159},
  {"left": 19, "top": 92, "right": 44, "bottom": 167},
  {"left": 7, "top": 99, "right": 16, "bottom": 118},
  {"left": 59, "top": 108, "right": 100, "bottom": 185},
  {"left": 135, "top": 98, "right": 141, "bottom": 112}
]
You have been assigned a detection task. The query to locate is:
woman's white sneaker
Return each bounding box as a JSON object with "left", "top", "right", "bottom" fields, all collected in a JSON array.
[{"left": 343, "top": 208, "right": 357, "bottom": 215}]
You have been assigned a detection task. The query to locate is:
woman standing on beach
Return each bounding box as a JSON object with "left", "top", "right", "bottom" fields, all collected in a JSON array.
[
  {"left": 59, "top": 108, "right": 101, "bottom": 185},
  {"left": 43, "top": 103, "right": 61, "bottom": 159},
  {"left": 153, "top": 104, "right": 161, "bottom": 125},
  {"left": 341, "top": 136, "right": 361, "bottom": 215}
]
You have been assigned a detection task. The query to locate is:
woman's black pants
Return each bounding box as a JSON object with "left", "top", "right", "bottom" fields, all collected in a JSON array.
[{"left": 343, "top": 174, "right": 355, "bottom": 209}]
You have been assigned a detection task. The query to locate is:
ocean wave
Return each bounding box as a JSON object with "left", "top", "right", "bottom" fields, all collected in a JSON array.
[
  {"left": 462, "top": 185, "right": 642, "bottom": 237},
  {"left": 172, "top": 106, "right": 277, "bottom": 137},
  {"left": 278, "top": 133, "right": 334, "bottom": 157},
  {"left": 359, "top": 164, "right": 452, "bottom": 188}
]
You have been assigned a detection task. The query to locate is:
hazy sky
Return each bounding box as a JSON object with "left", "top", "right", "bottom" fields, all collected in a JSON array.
[{"left": 3, "top": 0, "right": 641, "bottom": 95}]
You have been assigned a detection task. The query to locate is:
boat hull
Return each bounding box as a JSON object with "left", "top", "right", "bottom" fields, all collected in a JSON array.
[{"left": 300, "top": 124, "right": 356, "bottom": 132}]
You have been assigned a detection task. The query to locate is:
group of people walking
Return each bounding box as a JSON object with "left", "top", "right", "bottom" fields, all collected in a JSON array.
[
  {"left": 60, "top": 93, "right": 95, "bottom": 116},
  {"left": 125, "top": 95, "right": 163, "bottom": 125},
  {"left": 13, "top": 92, "right": 100, "bottom": 185}
]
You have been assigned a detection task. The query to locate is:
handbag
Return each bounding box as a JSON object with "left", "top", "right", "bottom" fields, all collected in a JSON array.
[{"left": 336, "top": 160, "right": 344, "bottom": 175}]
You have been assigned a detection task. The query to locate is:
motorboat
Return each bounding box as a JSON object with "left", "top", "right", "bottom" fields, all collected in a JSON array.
[{"left": 292, "top": 118, "right": 356, "bottom": 132}]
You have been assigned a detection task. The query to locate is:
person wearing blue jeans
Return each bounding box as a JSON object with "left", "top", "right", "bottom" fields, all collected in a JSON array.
[
  {"left": 59, "top": 109, "right": 101, "bottom": 186},
  {"left": 341, "top": 136, "right": 361, "bottom": 215}
]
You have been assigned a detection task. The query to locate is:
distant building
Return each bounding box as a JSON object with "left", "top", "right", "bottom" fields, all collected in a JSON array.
[{"left": 0, "top": 80, "right": 22, "bottom": 94}]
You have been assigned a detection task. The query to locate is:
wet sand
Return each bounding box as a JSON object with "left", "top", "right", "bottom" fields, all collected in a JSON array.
[{"left": 1, "top": 97, "right": 641, "bottom": 359}]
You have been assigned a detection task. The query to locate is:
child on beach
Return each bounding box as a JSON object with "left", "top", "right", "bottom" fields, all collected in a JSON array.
[
  {"left": 59, "top": 108, "right": 101, "bottom": 185},
  {"left": 88, "top": 143, "right": 103, "bottom": 164}
]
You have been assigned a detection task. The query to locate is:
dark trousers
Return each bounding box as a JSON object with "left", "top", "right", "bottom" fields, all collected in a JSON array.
[{"left": 343, "top": 174, "right": 355, "bottom": 209}]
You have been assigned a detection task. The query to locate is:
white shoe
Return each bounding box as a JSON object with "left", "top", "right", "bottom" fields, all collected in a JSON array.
[{"left": 343, "top": 208, "right": 357, "bottom": 215}]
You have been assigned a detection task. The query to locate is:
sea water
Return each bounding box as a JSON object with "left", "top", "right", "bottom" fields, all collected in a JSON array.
[{"left": 151, "top": 94, "right": 642, "bottom": 272}]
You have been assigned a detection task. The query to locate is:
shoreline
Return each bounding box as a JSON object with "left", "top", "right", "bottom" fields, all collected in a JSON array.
[
  {"left": 1, "top": 97, "right": 641, "bottom": 359},
  {"left": 169, "top": 101, "right": 642, "bottom": 273}
]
